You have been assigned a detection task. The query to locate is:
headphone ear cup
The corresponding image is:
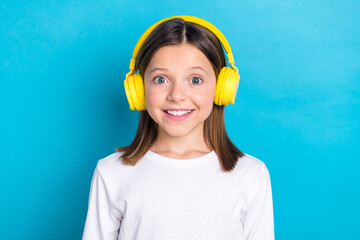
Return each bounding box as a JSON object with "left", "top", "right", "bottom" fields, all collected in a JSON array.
[
  {"left": 214, "top": 67, "right": 240, "bottom": 106},
  {"left": 124, "top": 72, "right": 146, "bottom": 111}
]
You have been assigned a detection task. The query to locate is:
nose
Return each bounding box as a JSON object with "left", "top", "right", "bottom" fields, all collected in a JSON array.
[{"left": 167, "top": 80, "right": 187, "bottom": 103}]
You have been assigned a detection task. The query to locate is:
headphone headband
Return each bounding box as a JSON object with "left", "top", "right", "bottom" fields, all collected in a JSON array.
[{"left": 128, "top": 15, "right": 237, "bottom": 72}]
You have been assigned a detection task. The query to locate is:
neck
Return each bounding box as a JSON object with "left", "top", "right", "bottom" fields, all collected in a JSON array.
[{"left": 150, "top": 127, "right": 212, "bottom": 159}]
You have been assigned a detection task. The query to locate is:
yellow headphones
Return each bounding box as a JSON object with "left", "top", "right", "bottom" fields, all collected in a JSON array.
[{"left": 124, "top": 15, "right": 240, "bottom": 111}]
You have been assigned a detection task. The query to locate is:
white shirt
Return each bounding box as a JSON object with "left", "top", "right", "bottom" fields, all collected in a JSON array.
[{"left": 82, "top": 150, "right": 274, "bottom": 240}]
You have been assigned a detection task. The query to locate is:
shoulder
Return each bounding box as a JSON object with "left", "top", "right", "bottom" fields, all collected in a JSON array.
[
  {"left": 91, "top": 151, "right": 144, "bottom": 192},
  {"left": 232, "top": 153, "right": 270, "bottom": 182},
  {"left": 98, "top": 151, "right": 123, "bottom": 166},
  {"left": 236, "top": 153, "right": 267, "bottom": 171},
  {"left": 95, "top": 151, "right": 132, "bottom": 179}
]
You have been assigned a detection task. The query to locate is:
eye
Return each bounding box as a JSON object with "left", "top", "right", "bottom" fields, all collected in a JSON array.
[
  {"left": 190, "top": 77, "right": 203, "bottom": 85},
  {"left": 153, "top": 76, "right": 167, "bottom": 84}
]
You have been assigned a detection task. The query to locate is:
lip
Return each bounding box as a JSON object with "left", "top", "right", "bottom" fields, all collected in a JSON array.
[
  {"left": 164, "top": 108, "right": 193, "bottom": 111},
  {"left": 163, "top": 109, "right": 194, "bottom": 121}
]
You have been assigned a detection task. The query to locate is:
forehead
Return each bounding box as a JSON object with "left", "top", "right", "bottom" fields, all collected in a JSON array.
[{"left": 146, "top": 43, "right": 214, "bottom": 74}]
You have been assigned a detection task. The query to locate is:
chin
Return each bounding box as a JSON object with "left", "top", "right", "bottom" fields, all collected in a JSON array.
[
  {"left": 163, "top": 129, "right": 191, "bottom": 138},
  {"left": 160, "top": 126, "right": 199, "bottom": 138}
]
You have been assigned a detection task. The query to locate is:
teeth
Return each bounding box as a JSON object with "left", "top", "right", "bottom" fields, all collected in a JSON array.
[{"left": 166, "top": 110, "right": 192, "bottom": 116}]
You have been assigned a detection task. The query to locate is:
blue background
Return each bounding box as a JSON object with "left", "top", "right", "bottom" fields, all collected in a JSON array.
[{"left": 1, "top": 0, "right": 359, "bottom": 239}]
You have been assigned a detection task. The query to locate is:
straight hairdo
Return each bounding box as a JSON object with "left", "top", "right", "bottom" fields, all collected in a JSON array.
[{"left": 116, "top": 18, "right": 244, "bottom": 172}]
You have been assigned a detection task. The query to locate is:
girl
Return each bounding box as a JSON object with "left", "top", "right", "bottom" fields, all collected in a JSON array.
[{"left": 83, "top": 16, "right": 274, "bottom": 240}]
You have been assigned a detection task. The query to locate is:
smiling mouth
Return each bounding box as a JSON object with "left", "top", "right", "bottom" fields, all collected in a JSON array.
[{"left": 164, "top": 110, "right": 193, "bottom": 116}]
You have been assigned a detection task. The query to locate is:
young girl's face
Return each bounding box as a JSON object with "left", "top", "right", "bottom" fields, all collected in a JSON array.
[{"left": 144, "top": 43, "right": 217, "bottom": 139}]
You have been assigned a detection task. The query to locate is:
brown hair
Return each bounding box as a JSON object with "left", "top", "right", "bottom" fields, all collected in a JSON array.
[{"left": 115, "top": 18, "right": 244, "bottom": 172}]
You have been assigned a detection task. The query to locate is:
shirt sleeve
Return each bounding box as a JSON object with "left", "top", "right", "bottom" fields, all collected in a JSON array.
[
  {"left": 82, "top": 162, "right": 121, "bottom": 240},
  {"left": 242, "top": 163, "right": 275, "bottom": 240}
]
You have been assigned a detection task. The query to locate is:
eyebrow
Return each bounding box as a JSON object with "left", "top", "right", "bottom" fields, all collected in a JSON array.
[
  {"left": 190, "top": 66, "right": 209, "bottom": 74},
  {"left": 149, "top": 67, "right": 168, "bottom": 73},
  {"left": 149, "top": 66, "right": 209, "bottom": 75}
]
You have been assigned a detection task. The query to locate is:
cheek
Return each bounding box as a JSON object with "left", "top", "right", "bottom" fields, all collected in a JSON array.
[
  {"left": 192, "top": 88, "right": 215, "bottom": 112},
  {"left": 145, "top": 91, "right": 162, "bottom": 124},
  {"left": 145, "top": 87, "right": 164, "bottom": 109}
]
